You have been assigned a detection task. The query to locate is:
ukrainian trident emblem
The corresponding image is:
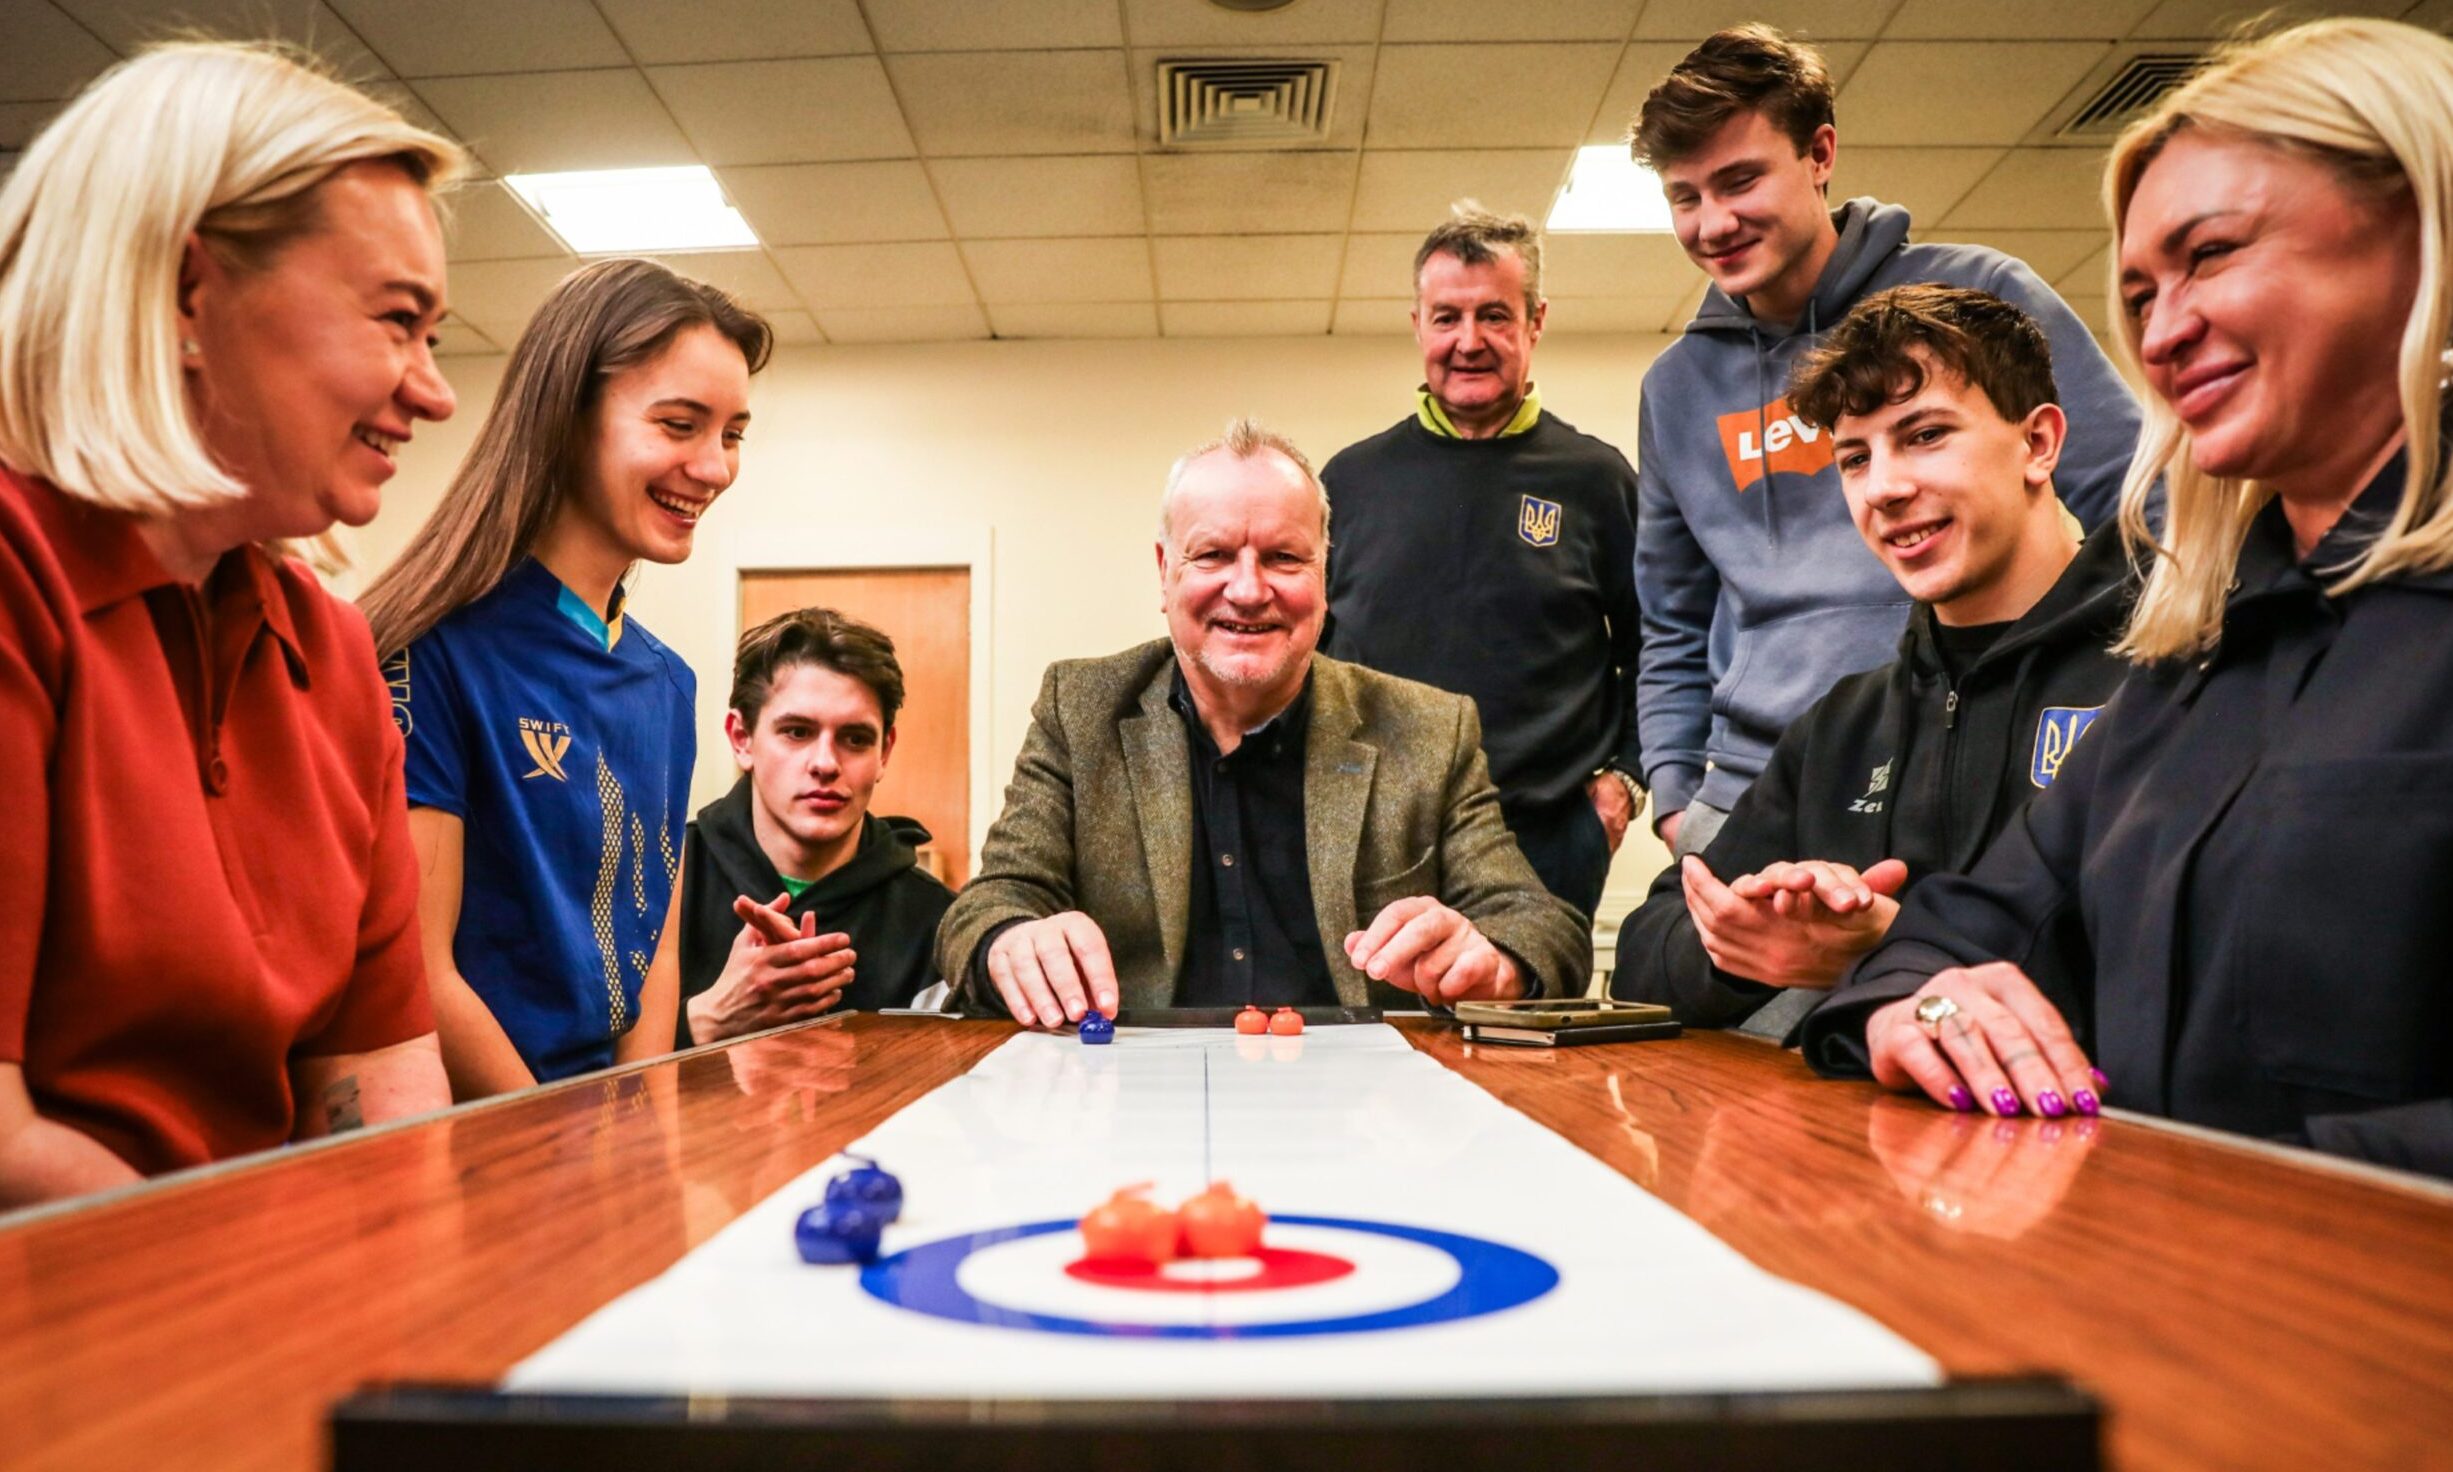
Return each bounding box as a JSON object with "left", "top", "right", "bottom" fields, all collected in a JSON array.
[
  {"left": 2030, "top": 707, "right": 2103, "bottom": 788},
  {"left": 1518, "top": 495, "right": 1562, "bottom": 548}
]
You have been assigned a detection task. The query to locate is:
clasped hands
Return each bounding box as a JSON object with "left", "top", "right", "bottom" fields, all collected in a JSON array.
[
  {"left": 685, "top": 893, "right": 858, "bottom": 1044},
  {"left": 984, "top": 896, "right": 1520, "bottom": 1029},
  {"left": 1680, "top": 853, "right": 1909, "bottom": 989}
]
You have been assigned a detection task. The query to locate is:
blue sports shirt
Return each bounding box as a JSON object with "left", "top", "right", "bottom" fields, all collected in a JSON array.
[{"left": 390, "top": 558, "right": 695, "bottom": 1081}]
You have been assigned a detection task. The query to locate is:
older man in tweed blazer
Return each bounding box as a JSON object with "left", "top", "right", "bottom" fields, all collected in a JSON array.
[{"left": 939, "top": 420, "right": 1590, "bottom": 1027}]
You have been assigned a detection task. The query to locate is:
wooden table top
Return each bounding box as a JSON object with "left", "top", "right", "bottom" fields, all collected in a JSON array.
[{"left": 3, "top": 1015, "right": 2447, "bottom": 1472}]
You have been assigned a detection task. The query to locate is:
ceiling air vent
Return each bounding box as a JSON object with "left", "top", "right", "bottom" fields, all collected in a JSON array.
[
  {"left": 2057, "top": 53, "right": 2204, "bottom": 138},
  {"left": 1157, "top": 59, "right": 1338, "bottom": 148}
]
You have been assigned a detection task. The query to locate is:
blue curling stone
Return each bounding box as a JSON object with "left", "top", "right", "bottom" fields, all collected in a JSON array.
[
  {"left": 823, "top": 1156, "right": 904, "bottom": 1223},
  {"left": 1079, "top": 1008, "right": 1115, "bottom": 1045},
  {"left": 795, "top": 1201, "right": 884, "bottom": 1265}
]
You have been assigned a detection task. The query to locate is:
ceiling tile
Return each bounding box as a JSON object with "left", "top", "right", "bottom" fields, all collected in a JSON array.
[
  {"left": 1338, "top": 232, "right": 1423, "bottom": 298},
  {"left": 439, "top": 180, "right": 563, "bottom": 260},
  {"left": 1838, "top": 42, "right": 2111, "bottom": 145},
  {"left": 645, "top": 249, "right": 801, "bottom": 310},
  {"left": 866, "top": 0, "right": 1120, "bottom": 50},
  {"left": 1162, "top": 301, "right": 1333, "bottom": 337},
  {"left": 929, "top": 155, "right": 1145, "bottom": 237},
  {"left": 595, "top": 0, "right": 870, "bottom": 63},
  {"left": 1832, "top": 146, "right": 2005, "bottom": 228},
  {"left": 0, "top": 101, "right": 62, "bottom": 150},
  {"left": 1367, "top": 43, "right": 1621, "bottom": 149},
  {"left": 1921, "top": 229, "right": 2105, "bottom": 282},
  {"left": 1350, "top": 149, "right": 1570, "bottom": 233},
  {"left": 1153, "top": 234, "right": 1343, "bottom": 300},
  {"left": 362, "top": 79, "right": 457, "bottom": 147},
  {"left": 1121, "top": 0, "right": 1383, "bottom": 47},
  {"left": 1938, "top": 146, "right": 2113, "bottom": 229},
  {"left": 963, "top": 238, "right": 1154, "bottom": 304},
  {"left": 988, "top": 302, "right": 1158, "bottom": 338},
  {"left": 816, "top": 302, "right": 990, "bottom": 341},
  {"left": 772, "top": 241, "right": 976, "bottom": 308},
  {"left": 766, "top": 309, "right": 825, "bottom": 345},
  {"left": 1540, "top": 233, "right": 1698, "bottom": 297},
  {"left": 1383, "top": 0, "right": 1636, "bottom": 41},
  {"left": 1541, "top": 295, "right": 1694, "bottom": 332},
  {"left": 890, "top": 50, "right": 1135, "bottom": 155},
  {"left": 1882, "top": 0, "right": 2161, "bottom": 38},
  {"left": 1587, "top": 40, "right": 1872, "bottom": 144},
  {"left": 414, "top": 71, "right": 697, "bottom": 174},
  {"left": 0, "top": 4, "right": 117, "bottom": 101},
  {"left": 431, "top": 315, "right": 498, "bottom": 356},
  {"left": 0, "top": 152, "right": 19, "bottom": 183},
  {"left": 649, "top": 58, "right": 912, "bottom": 165},
  {"left": 719, "top": 161, "right": 947, "bottom": 245},
  {"left": 2408, "top": 0, "right": 2453, "bottom": 35},
  {"left": 2055, "top": 241, "right": 2110, "bottom": 293},
  {"left": 1140, "top": 152, "right": 1357, "bottom": 236},
  {"left": 442, "top": 256, "right": 584, "bottom": 344},
  {"left": 54, "top": 0, "right": 388, "bottom": 76},
  {"left": 1634, "top": 1, "right": 1896, "bottom": 38},
  {"left": 1129, "top": 45, "right": 1379, "bottom": 151},
  {"left": 328, "top": 0, "right": 628, "bottom": 77},
  {"left": 2132, "top": 0, "right": 2408, "bottom": 38},
  {"left": 1332, "top": 298, "right": 1414, "bottom": 335}
]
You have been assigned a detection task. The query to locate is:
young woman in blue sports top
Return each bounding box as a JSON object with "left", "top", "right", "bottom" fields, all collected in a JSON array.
[{"left": 362, "top": 259, "right": 772, "bottom": 1096}]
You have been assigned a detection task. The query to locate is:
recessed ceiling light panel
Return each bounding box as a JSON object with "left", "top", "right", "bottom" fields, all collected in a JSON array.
[
  {"left": 1546, "top": 146, "right": 1673, "bottom": 234},
  {"left": 502, "top": 166, "right": 760, "bottom": 254}
]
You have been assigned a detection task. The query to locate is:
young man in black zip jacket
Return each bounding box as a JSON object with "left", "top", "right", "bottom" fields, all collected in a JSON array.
[{"left": 1612, "top": 285, "right": 2132, "bottom": 1038}]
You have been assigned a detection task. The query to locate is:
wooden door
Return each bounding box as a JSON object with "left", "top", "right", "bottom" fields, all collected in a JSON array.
[{"left": 738, "top": 568, "right": 971, "bottom": 886}]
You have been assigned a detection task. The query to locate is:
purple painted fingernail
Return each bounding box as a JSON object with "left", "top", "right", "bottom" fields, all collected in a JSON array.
[
  {"left": 1991, "top": 1088, "right": 2023, "bottom": 1117},
  {"left": 2037, "top": 1090, "right": 2068, "bottom": 1119},
  {"left": 2089, "top": 1067, "right": 2110, "bottom": 1088},
  {"left": 1946, "top": 1085, "right": 1975, "bottom": 1113},
  {"left": 2074, "top": 1090, "right": 2100, "bottom": 1116}
]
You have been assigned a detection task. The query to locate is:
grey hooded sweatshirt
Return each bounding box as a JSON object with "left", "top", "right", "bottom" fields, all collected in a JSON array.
[{"left": 1634, "top": 198, "right": 2140, "bottom": 820}]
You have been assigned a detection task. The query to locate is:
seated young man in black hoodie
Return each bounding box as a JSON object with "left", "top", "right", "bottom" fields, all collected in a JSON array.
[
  {"left": 1612, "top": 284, "right": 2132, "bottom": 1045},
  {"left": 674, "top": 607, "right": 953, "bottom": 1047}
]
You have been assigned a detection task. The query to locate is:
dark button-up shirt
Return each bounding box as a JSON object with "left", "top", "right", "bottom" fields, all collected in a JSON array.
[{"left": 1170, "top": 669, "right": 1336, "bottom": 1007}]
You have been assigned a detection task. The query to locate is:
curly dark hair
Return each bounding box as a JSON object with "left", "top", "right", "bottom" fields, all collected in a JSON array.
[
  {"left": 1789, "top": 284, "right": 2059, "bottom": 433},
  {"left": 731, "top": 606, "right": 905, "bottom": 732}
]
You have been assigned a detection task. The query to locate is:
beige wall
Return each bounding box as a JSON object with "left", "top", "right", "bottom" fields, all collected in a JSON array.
[{"left": 345, "top": 330, "right": 1680, "bottom": 936}]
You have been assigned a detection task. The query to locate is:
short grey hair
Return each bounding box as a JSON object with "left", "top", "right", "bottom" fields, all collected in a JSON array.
[
  {"left": 1413, "top": 199, "right": 1543, "bottom": 311},
  {"left": 1157, "top": 416, "right": 1332, "bottom": 552}
]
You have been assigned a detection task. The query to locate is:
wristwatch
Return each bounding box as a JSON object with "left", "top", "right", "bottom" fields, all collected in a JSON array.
[{"left": 1593, "top": 764, "right": 1647, "bottom": 823}]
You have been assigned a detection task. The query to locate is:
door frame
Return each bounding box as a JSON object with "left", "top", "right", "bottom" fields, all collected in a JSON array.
[{"left": 722, "top": 522, "right": 996, "bottom": 866}]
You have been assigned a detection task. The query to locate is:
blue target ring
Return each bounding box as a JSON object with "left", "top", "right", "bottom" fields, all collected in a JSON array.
[{"left": 858, "top": 1215, "right": 1558, "bottom": 1339}]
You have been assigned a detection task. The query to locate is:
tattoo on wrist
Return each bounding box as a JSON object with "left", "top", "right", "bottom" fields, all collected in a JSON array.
[{"left": 323, "top": 1076, "right": 364, "bottom": 1133}]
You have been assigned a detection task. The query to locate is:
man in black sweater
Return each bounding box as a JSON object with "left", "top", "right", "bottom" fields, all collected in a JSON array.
[
  {"left": 1322, "top": 203, "right": 1644, "bottom": 922},
  {"left": 1612, "top": 284, "right": 2132, "bottom": 1038},
  {"left": 674, "top": 607, "right": 952, "bottom": 1048}
]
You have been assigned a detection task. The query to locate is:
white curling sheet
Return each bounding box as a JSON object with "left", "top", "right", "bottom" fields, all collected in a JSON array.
[{"left": 511, "top": 1026, "right": 1937, "bottom": 1398}]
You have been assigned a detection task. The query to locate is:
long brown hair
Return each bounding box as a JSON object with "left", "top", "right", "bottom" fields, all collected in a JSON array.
[{"left": 362, "top": 257, "right": 772, "bottom": 658}]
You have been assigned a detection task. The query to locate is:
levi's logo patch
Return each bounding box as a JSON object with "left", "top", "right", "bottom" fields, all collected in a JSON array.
[{"left": 1717, "top": 395, "right": 1835, "bottom": 492}]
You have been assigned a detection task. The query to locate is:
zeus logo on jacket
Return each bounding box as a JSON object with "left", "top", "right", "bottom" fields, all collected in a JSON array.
[{"left": 1716, "top": 395, "right": 1835, "bottom": 493}]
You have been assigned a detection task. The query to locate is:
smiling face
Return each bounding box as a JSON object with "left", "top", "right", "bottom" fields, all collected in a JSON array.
[
  {"left": 728, "top": 662, "right": 894, "bottom": 874},
  {"left": 2118, "top": 129, "right": 2419, "bottom": 503},
  {"left": 1412, "top": 249, "right": 1544, "bottom": 429},
  {"left": 1660, "top": 108, "right": 1838, "bottom": 325},
  {"left": 1157, "top": 447, "right": 1327, "bottom": 721},
  {"left": 565, "top": 322, "right": 753, "bottom": 567},
  {"left": 181, "top": 160, "right": 454, "bottom": 536},
  {"left": 1833, "top": 352, "right": 2070, "bottom": 626}
]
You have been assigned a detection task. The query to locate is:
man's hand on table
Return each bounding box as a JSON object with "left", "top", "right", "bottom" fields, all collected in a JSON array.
[
  {"left": 1344, "top": 896, "right": 1524, "bottom": 1004},
  {"left": 986, "top": 911, "right": 1121, "bottom": 1028}
]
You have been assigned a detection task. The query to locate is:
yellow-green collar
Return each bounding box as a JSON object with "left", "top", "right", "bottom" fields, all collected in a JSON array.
[{"left": 1416, "top": 383, "right": 1543, "bottom": 439}]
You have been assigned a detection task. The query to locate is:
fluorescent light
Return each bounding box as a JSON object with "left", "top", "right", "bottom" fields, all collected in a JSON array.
[
  {"left": 502, "top": 166, "right": 759, "bottom": 254},
  {"left": 1546, "top": 145, "right": 1674, "bottom": 233}
]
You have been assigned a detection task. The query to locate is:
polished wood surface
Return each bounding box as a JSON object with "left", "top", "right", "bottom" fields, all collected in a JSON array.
[{"left": 2, "top": 1017, "right": 2447, "bottom": 1472}]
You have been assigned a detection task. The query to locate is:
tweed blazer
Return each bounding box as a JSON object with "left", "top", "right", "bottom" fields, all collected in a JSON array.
[{"left": 938, "top": 640, "right": 1591, "bottom": 1010}]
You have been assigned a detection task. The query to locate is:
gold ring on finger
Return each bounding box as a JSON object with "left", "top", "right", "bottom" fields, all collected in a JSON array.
[{"left": 1913, "top": 994, "right": 1961, "bottom": 1040}]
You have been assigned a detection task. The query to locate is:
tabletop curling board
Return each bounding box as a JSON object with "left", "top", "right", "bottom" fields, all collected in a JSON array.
[{"left": 510, "top": 1025, "right": 1938, "bottom": 1399}]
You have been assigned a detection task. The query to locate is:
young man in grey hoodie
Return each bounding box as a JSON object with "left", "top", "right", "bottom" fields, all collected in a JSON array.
[{"left": 1631, "top": 25, "right": 2140, "bottom": 862}]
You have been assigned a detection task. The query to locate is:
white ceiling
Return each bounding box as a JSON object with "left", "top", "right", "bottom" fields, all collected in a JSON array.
[{"left": 3, "top": 0, "right": 2444, "bottom": 350}]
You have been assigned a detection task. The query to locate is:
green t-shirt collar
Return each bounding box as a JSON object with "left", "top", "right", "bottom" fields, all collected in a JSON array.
[{"left": 1416, "top": 383, "right": 1542, "bottom": 439}]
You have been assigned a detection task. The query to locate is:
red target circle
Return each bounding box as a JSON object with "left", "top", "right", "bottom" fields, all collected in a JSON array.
[{"left": 1063, "top": 1246, "right": 1356, "bottom": 1294}]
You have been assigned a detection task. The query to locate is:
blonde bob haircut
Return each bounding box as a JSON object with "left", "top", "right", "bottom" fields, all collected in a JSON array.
[
  {"left": 0, "top": 42, "right": 464, "bottom": 517},
  {"left": 2104, "top": 17, "right": 2453, "bottom": 662}
]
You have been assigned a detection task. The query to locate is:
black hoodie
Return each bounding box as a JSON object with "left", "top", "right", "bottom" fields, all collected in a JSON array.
[
  {"left": 1611, "top": 527, "right": 2135, "bottom": 1027},
  {"left": 675, "top": 777, "right": 954, "bottom": 1047}
]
